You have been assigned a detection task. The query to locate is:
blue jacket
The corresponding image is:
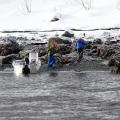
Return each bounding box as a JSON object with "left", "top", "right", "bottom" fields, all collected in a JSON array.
[{"left": 76, "top": 39, "right": 86, "bottom": 49}]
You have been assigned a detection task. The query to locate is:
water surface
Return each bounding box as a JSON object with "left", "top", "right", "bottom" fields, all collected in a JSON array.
[{"left": 0, "top": 70, "right": 120, "bottom": 120}]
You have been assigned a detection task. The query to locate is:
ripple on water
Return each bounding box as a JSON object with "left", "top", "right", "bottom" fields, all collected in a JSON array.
[{"left": 0, "top": 70, "right": 119, "bottom": 119}]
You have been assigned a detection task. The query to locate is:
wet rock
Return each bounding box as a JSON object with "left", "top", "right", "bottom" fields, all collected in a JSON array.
[
  {"left": 2, "top": 54, "right": 17, "bottom": 65},
  {"left": 88, "top": 49, "right": 97, "bottom": 55},
  {"left": 111, "top": 63, "right": 120, "bottom": 74},
  {"left": 38, "top": 47, "right": 47, "bottom": 57},
  {"left": 85, "top": 41, "right": 92, "bottom": 49},
  {"left": 108, "top": 58, "right": 116, "bottom": 67},
  {"left": 87, "top": 44, "right": 99, "bottom": 57},
  {"left": 102, "top": 48, "right": 115, "bottom": 59},
  {"left": 40, "top": 55, "right": 48, "bottom": 64},
  {"left": 58, "top": 44, "right": 72, "bottom": 55},
  {"left": 97, "top": 45, "right": 116, "bottom": 59},
  {"left": 92, "top": 45, "right": 98, "bottom": 49},
  {"left": 108, "top": 52, "right": 120, "bottom": 73},
  {"left": 0, "top": 40, "right": 22, "bottom": 56},
  {"left": 93, "top": 38, "right": 103, "bottom": 44},
  {"left": 111, "top": 66, "right": 119, "bottom": 73}
]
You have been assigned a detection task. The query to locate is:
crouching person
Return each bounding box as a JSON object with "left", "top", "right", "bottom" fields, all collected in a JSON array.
[{"left": 22, "top": 64, "right": 30, "bottom": 75}]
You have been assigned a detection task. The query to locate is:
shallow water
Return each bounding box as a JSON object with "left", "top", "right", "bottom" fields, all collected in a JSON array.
[{"left": 0, "top": 70, "right": 120, "bottom": 120}]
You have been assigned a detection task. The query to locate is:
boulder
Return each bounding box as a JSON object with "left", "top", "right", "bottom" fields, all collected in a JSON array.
[
  {"left": 85, "top": 41, "right": 93, "bottom": 49},
  {"left": 0, "top": 40, "right": 22, "bottom": 56},
  {"left": 58, "top": 44, "right": 72, "bottom": 55},
  {"left": 111, "top": 66, "right": 120, "bottom": 74},
  {"left": 93, "top": 38, "right": 103, "bottom": 44},
  {"left": 97, "top": 45, "right": 116, "bottom": 59},
  {"left": 51, "top": 17, "right": 59, "bottom": 22},
  {"left": 108, "top": 58, "right": 116, "bottom": 67},
  {"left": 62, "top": 31, "right": 74, "bottom": 38},
  {"left": 2, "top": 54, "right": 17, "bottom": 65},
  {"left": 38, "top": 47, "right": 47, "bottom": 57}
]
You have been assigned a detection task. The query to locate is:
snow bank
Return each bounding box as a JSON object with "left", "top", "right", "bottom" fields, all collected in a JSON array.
[{"left": 0, "top": 0, "right": 120, "bottom": 31}]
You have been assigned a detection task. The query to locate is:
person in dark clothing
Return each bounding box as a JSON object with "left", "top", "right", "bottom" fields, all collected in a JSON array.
[
  {"left": 25, "top": 57, "right": 29, "bottom": 65},
  {"left": 75, "top": 36, "right": 86, "bottom": 62},
  {"left": 22, "top": 64, "right": 30, "bottom": 75}
]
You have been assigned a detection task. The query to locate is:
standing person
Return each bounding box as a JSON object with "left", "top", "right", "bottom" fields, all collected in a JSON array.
[
  {"left": 48, "top": 38, "right": 58, "bottom": 68},
  {"left": 75, "top": 35, "right": 86, "bottom": 62},
  {"left": 25, "top": 56, "right": 29, "bottom": 65}
]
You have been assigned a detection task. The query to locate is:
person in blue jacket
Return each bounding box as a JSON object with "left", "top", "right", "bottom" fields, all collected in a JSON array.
[{"left": 75, "top": 36, "right": 86, "bottom": 62}]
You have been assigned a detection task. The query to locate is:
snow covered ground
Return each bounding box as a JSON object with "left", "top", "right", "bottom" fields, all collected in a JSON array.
[{"left": 0, "top": 0, "right": 120, "bottom": 31}]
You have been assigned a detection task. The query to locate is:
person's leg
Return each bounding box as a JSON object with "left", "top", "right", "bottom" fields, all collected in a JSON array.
[
  {"left": 77, "top": 48, "right": 83, "bottom": 62},
  {"left": 79, "top": 48, "right": 83, "bottom": 60},
  {"left": 48, "top": 54, "right": 52, "bottom": 68},
  {"left": 48, "top": 54, "right": 56, "bottom": 68}
]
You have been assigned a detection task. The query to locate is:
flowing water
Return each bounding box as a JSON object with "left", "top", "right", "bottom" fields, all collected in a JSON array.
[{"left": 0, "top": 68, "right": 120, "bottom": 120}]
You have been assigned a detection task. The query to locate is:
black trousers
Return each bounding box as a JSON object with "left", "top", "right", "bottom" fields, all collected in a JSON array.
[
  {"left": 77, "top": 48, "right": 83, "bottom": 54},
  {"left": 77, "top": 48, "right": 84, "bottom": 61}
]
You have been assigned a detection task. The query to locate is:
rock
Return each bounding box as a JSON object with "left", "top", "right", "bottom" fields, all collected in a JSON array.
[
  {"left": 111, "top": 61, "right": 120, "bottom": 74},
  {"left": 62, "top": 31, "right": 74, "bottom": 38},
  {"left": 92, "top": 45, "right": 98, "bottom": 49},
  {"left": 93, "top": 38, "right": 103, "bottom": 44},
  {"left": 108, "top": 58, "right": 116, "bottom": 66},
  {"left": 85, "top": 41, "right": 92, "bottom": 49},
  {"left": 102, "top": 48, "right": 115, "bottom": 59},
  {"left": 60, "top": 30, "right": 74, "bottom": 45},
  {"left": 38, "top": 47, "right": 47, "bottom": 57},
  {"left": 2, "top": 54, "right": 17, "bottom": 65},
  {"left": 51, "top": 17, "right": 59, "bottom": 22},
  {"left": 111, "top": 66, "right": 119, "bottom": 74},
  {"left": 108, "top": 52, "right": 120, "bottom": 74},
  {"left": 40, "top": 55, "right": 48, "bottom": 64},
  {"left": 87, "top": 44, "right": 99, "bottom": 56},
  {"left": 58, "top": 44, "right": 72, "bottom": 55},
  {"left": 0, "top": 40, "right": 22, "bottom": 56},
  {"left": 97, "top": 45, "right": 117, "bottom": 59}
]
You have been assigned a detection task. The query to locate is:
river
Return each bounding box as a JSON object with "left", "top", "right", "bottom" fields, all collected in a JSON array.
[{"left": 0, "top": 65, "right": 120, "bottom": 120}]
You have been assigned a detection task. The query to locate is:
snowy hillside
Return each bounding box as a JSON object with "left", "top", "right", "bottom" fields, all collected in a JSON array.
[{"left": 0, "top": 0, "right": 120, "bottom": 31}]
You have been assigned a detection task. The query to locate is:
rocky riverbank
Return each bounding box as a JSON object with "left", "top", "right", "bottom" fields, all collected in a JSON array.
[{"left": 0, "top": 30, "right": 120, "bottom": 74}]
